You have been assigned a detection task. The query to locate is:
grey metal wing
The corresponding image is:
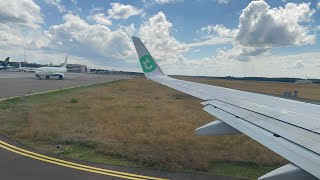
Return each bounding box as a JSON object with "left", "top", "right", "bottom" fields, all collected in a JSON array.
[{"left": 132, "top": 37, "right": 320, "bottom": 180}]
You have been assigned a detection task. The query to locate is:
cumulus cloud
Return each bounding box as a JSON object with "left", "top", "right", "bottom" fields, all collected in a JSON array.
[
  {"left": 139, "top": 11, "right": 186, "bottom": 61},
  {"left": 119, "top": 23, "right": 136, "bottom": 37},
  {"left": 87, "top": 13, "right": 112, "bottom": 26},
  {"left": 199, "top": 24, "right": 237, "bottom": 39},
  {"left": 0, "top": 0, "right": 47, "bottom": 50},
  {"left": 107, "top": 3, "right": 143, "bottom": 20},
  {"left": 216, "top": 0, "right": 231, "bottom": 4},
  {"left": 71, "top": 0, "right": 77, "bottom": 5},
  {"left": 46, "top": 14, "right": 135, "bottom": 62},
  {"left": 317, "top": 2, "right": 320, "bottom": 10},
  {"left": 214, "top": 1, "right": 316, "bottom": 60},
  {"left": 294, "top": 62, "right": 304, "bottom": 69},
  {"left": 44, "top": 0, "right": 66, "bottom": 13},
  {"left": 155, "top": 0, "right": 184, "bottom": 4},
  {"left": 236, "top": 1, "right": 315, "bottom": 48},
  {"left": 0, "top": 0, "right": 43, "bottom": 28},
  {"left": 188, "top": 24, "right": 237, "bottom": 47}
]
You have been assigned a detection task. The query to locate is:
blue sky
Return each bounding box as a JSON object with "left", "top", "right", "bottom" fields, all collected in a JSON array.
[{"left": 0, "top": 0, "right": 320, "bottom": 77}]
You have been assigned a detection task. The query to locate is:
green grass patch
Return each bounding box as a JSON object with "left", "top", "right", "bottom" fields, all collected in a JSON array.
[
  {"left": 22, "top": 81, "right": 116, "bottom": 104},
  {"left": 60, "top": 144, "right": 138, "bottom": 167},
  {"left": 0, "top": 97, "right": 22, "bottom": 110},
  {"left": 20, "top": 139, "right": 137, "bottom": 167},
  {"left": 70, "top": 98, "right": 79, "bottom": 104}
]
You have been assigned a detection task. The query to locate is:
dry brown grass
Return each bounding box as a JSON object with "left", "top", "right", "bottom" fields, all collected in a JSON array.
[{"left": 8, "top": 77, "right": 298, "bottom": 171}]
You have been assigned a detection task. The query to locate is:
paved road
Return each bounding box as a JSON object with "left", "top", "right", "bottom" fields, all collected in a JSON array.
[
  {"left": 0, "top": 72, "right": 241, "bottom": 180},
  {"left": 0, "top": 72, "right": 128, "bottom": 99}
]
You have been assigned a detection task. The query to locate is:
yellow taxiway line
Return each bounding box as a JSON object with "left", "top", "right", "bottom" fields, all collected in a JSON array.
[
  {"left": 0, "top": 137, "right": 167, "bottom": 180},
  {"left": 0, "top": 82, "right": 168, "bottom": 180}
]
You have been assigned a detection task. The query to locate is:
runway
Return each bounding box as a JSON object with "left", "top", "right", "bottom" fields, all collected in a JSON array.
[
  {"left": 0, "top": 72, "right": 128, "bottom": 99},
  {"left": 0, "top": 72, "right": 240, "bottom": 180}
]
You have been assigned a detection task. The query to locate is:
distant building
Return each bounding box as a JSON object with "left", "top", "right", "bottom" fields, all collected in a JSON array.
[
  {"left": 295, "top": 79, "right": 312, "bottom": 84},
  {"left": 67, "top": 64, "right": 88, "bottom": 73}
]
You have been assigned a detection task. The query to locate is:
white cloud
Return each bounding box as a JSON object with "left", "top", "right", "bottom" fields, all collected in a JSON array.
[
  {"left": 317, "top": 2, "right": 320, "bottom": 10},
  {"left": 71, "top": 0, "right": 77, "bottom": 5},
  {"left": 107, "top": 3, "right": 143, "bottom": 20},
  {"left": 188, "top": 24, "right": 237, "bottom": 47},
  {"left": 119, "top": 23, "right": 136, "bottom": 37},
  {"left": 44, "top": 0, "right": 66, "bottom": 13},
  {"left": 294, "top": 62, "right": 304, "bottom": 69},
  {"left": 0, "top": 0, "right": 318, "bottom": 78},
  {"left": 216, "top": 0, "right": 231, "bottom": 4},
  {"left": 199, "top": 24, "right": 237, "bottom": 39},
  {"left": 236, "top": 1, "right": 315, "bottom": 48},
  {"left": 216, "top": 1, "right": 316, "bottom": 59},
  {"left": 161, "top": 51, "right": 320, "bottom": 78},
  {"left": 0, "top": 0, "right": 47, "bottom": 50},
  {"left": 0, "top": 0, "right": 43, "bottom": 28},
  {"left": 138, "top": 11, "right": 187, "bottom": 61},
  {"left": 88, "top": 13, "right": 112, "bottom": 26},
  {"left": 0, "top": 24, "right": 49, "bottom": 49},
  {"left": 155, "top": 0, "right": 184, "bottom": 4},
  {"left": 46, "top": 14, "right": 135, "bottom": 62},
  {"left": 190, "top": 1, "right": 316, "bottom": 55}
]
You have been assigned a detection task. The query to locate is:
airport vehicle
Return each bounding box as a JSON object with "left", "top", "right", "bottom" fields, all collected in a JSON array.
[
  {"left": 0, "top": 57, "right": 13, "bottom": 70},
  {"left": 132, "top": 37, "right": 320, "bottom": 180},
  {"left": 35, "top": 56, "right": 68, "bottom": 80},
  {"left": 18, "top": 62, "right": 37, "bottom": 72}
]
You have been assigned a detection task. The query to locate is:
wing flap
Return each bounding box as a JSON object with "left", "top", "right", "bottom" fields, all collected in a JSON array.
[
  {"left": 195, "top": 119, "right": 242, "bottom": 136},
  {"left": 204, "top": 99, "right": 320, "bottom": 155},
  {"left": 203, "top": 104, "right": 320, "bottom": 179}
]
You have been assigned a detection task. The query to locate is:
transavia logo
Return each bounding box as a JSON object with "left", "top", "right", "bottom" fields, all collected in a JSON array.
[{"left": 139, "top": 55, "right": 156, "bottom": 73}]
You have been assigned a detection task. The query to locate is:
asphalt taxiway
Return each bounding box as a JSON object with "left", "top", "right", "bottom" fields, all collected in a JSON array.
[{"left": 0, "top": 72, "right": 128, "bottom": 99}]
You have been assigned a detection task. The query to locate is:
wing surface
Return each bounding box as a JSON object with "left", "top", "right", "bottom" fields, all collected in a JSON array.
[{"left": 132, "top": 37, "right": 320, "bottom": 179}]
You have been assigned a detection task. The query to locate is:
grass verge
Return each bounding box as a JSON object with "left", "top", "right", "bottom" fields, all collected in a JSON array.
[{"left": 0, "top": 77, "right": 303, "bottom": 179}]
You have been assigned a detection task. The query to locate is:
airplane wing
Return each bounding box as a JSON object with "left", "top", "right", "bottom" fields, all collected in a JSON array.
[{"left": 132, "top": 37, "right": 320, "bottom": 180}]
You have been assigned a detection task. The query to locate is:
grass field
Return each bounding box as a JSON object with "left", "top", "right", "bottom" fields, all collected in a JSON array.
[{"left": 1, "top": 77, "right": 318, "bottom": 179}]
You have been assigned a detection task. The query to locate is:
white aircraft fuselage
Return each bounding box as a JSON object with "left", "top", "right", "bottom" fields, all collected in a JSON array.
[{"left": 35, "top": 56, "right": 68, "bottom": 80}]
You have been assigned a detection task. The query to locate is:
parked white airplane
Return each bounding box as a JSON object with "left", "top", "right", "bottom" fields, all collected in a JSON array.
[
  {"left": 35, "top": 56, "right": 68, "bottom": 80},
  {"left": 132, "top": 37, "right": 320, "bottom": 180},
  {"left": 0, "top": 57, "right": 13, "bottom": 70}
]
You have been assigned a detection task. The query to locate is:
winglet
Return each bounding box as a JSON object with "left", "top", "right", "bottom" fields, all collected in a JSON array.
[{"left": 132, "top": 37, "right": 166, "bottom": 78}]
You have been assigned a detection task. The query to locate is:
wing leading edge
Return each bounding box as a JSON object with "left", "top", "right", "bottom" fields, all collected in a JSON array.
[{"left": 132, "top": 37, "right": 320, "bottom": 179}]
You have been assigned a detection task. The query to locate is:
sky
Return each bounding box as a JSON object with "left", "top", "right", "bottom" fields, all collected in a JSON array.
[{"left": 0, "top": 0, "right": 320, "bottom": 78}]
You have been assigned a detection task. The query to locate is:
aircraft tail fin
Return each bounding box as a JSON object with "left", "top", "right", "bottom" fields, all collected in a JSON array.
[
  {"left": 62, "top": 56, "right": 68, "bottom": 68},
  {"left": 132, "top": 37, "right": 166, "bottom": 79},
  {"left": 4, "top": 57, "right": 9, "bottom": 64}
]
